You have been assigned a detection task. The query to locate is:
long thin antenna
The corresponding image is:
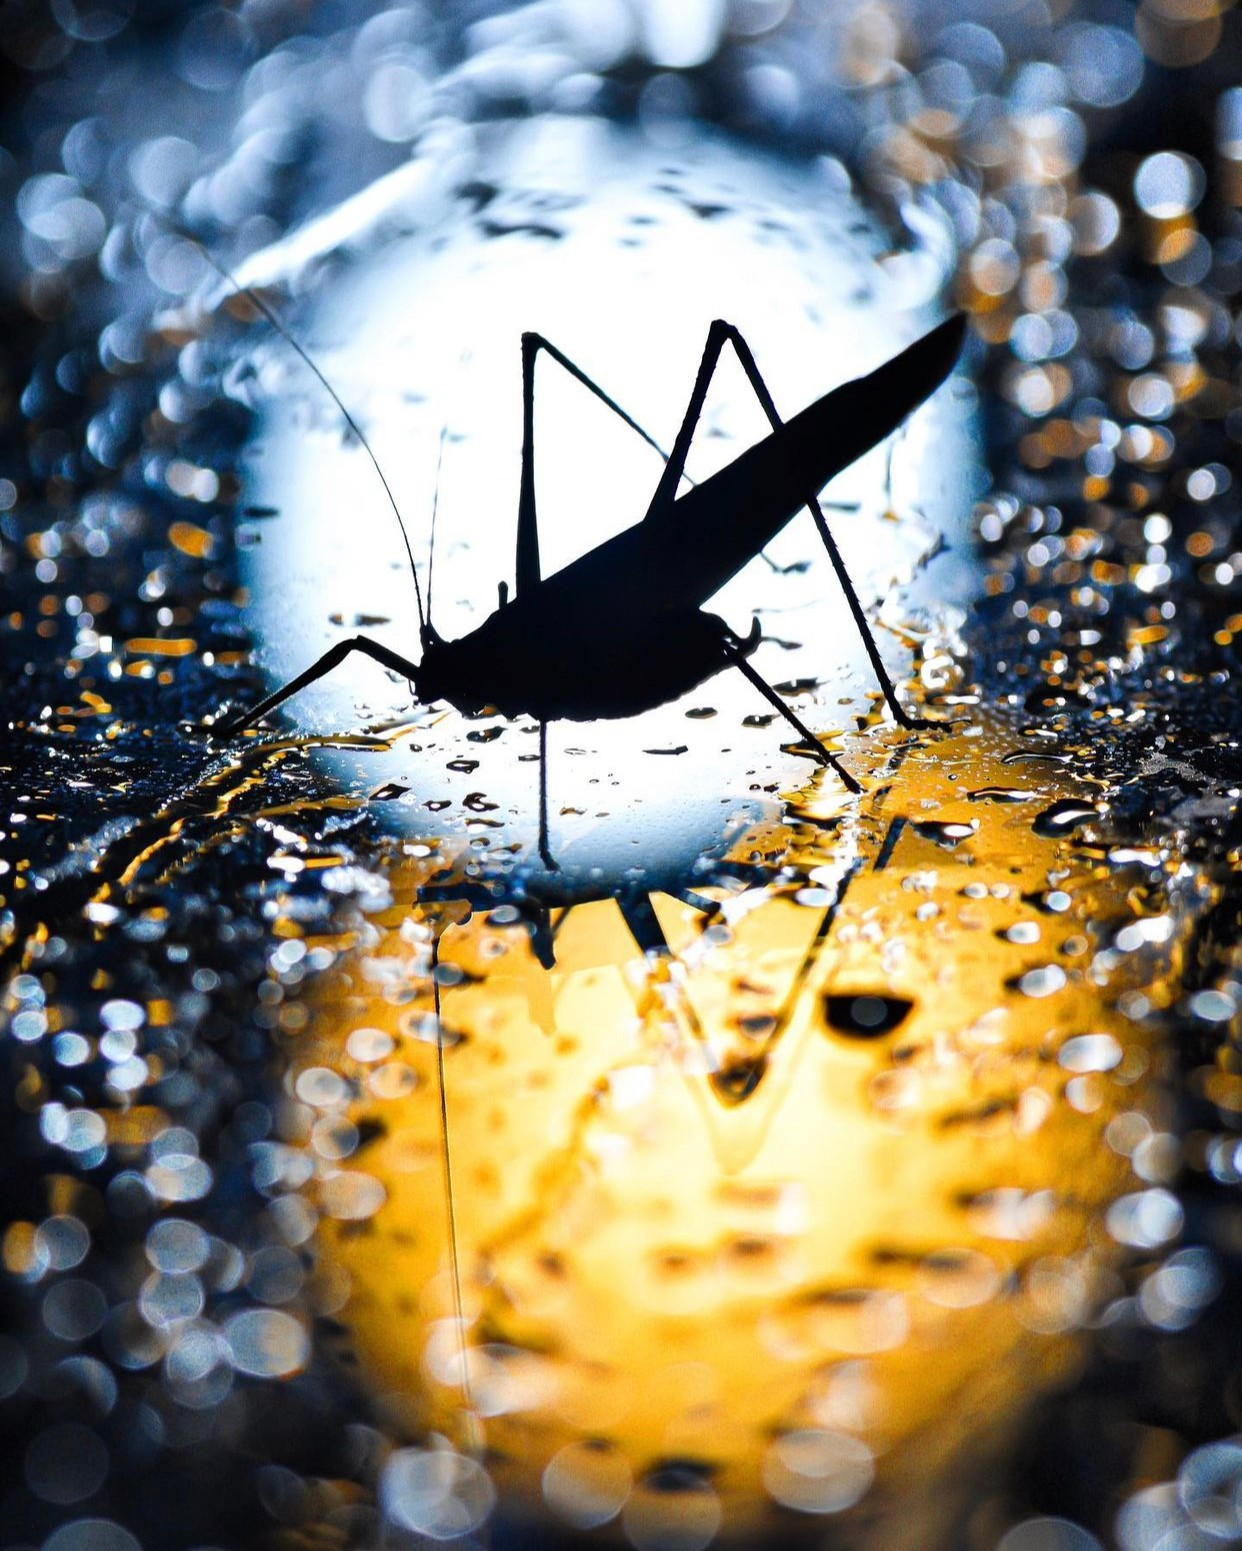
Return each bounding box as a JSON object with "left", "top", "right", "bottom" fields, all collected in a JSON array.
[
  {"left": 186, "top": 238, "right": 427, "bottom": 634},
  {"left": 431, "top": 936, "right": 478, "bottom": 1446},
  {"left": 425, "top": 425, "right": 448, "bottom": 636}
]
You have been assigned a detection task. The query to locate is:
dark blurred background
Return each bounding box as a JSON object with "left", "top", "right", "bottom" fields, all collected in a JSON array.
[{"left": 3, "top": 4, "right": 1242, "bottom": 1550}]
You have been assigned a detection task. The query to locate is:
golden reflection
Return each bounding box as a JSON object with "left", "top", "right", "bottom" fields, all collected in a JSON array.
[{"left": 284, "top": 710, "right": 1199, "bottom": 1544}]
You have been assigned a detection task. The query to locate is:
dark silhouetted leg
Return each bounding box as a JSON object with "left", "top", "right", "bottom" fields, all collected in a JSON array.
[
  {"left": 516, "top": 331, "right": 678, "bottom": 597},
  {"left": 642, "top": 319, "right": 735, "bottom": 519},
  {"left": 512, "top": 329, "right": 793, "bottom": 588},
  {"left": 724, "top": 326, "right": 931, "bottom": 730},
  {"left": 210, "top": 634, "right": 420, "bottom": 738},
  {"left": 537, "top": 720, "right": 558, "bottom": 870},
  {"left": 616, "top": 892, "right": 673, "bottom": 956},
  {"left": 648, "top": 320, "right": 930, "bottom": 731},
  {"left": 724, "top": 644, "right": 861, "bottom": 794}
]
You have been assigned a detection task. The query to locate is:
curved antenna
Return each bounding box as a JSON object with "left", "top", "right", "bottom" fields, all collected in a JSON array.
[
  {"left": 424, "top": 424, "right": 448, "bottom": 643},
  {"left": 186, "top": 238, "right": 427, "bottom": 634}
]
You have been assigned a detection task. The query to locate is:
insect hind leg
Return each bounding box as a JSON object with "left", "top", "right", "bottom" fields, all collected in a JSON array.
[
  {"left": 726, "top": 324, "right": 934, "bottom": 729},
  {"left": 723, "top": 641, "right": 861, "bottom": 794},
  {"left": 209, "top": 635, "right": 420, "bottom": 738},
  {"left": 656, "top": 319, "right": 931, "bottom": 730}
]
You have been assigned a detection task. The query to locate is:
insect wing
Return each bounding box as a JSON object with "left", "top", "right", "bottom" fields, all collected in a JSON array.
[{"left": 637, "top": 314, "right": 968, "bottom": 612}]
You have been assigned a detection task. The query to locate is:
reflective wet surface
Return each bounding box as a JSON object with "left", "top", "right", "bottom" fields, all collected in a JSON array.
[
  {"left": 289, "top": 710, "right": 1210, "bottom": 1547},
  {"left": 3, "top": 5, "right": 1242, "bottom": 1551}
]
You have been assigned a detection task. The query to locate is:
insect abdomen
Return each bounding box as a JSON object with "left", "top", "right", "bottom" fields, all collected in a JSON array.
[{"left": 438, "top": 607, "right": 733, "bottom": 723}]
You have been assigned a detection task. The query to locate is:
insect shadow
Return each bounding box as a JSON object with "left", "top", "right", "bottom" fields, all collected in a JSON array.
[{"left": 209, "top": 282, "right": 965, "bottom": 959}]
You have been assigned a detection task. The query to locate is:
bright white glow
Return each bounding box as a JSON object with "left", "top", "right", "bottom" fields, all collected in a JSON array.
[{"left": 238, "top": 117, "right": 978, "bottom": 884}]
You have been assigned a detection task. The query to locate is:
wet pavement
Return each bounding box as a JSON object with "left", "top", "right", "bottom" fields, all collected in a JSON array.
[{"left": 3, "top": 5, "right": 1242, "bottom": 1550}]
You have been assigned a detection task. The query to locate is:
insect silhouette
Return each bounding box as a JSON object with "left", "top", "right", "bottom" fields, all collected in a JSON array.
[{"left": 212, "top": 302, "right": 966, "bottom": 868}]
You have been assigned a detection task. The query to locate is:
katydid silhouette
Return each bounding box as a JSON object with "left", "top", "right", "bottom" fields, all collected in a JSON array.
[{"left": 212, "top": 312, "right": 966, "bottom": 867}]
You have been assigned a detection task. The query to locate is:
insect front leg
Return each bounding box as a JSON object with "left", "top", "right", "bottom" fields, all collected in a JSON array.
[{"left": 208, "top": 635, "right": 421, "bottom": 738}]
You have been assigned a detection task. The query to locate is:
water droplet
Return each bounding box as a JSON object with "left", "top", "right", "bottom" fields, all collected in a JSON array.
[
  {"left": 996, "top": 1518, "right": 1102, "bottom": 1551},
  {"left": 823, "top": 993, "right": 913, "bottom": 1038},
  {"left": 709, "top": 1056, "right": 767, "bottom": 1104},
  {"left": 543, "top": 1441, "right": 633, "bottom": 1529},
  {"left": 0, "top": 1335, "right": 28, "bottom": 1400},
  {"left": 42, "top": 1521, "right": 140, "bottom": 1551},
  {"left": 1116, "top": 1483, "right": 1183, "bottom": 1551},
  {"left": 36, "top": 1215, "right": 90, "bottom": 1271},
  {"left": 622, "top": 1466, "right": 721, "bottom": 1551},
  {"left": 967, "top": 785, "right": 1036, "bottom": 803},
  {"left": 1010, "top": 964, "right": 1067, "bottom": 998},
  {"left": 145, "top": 1219, "right": 210, "bottom": 1274},
  {"left": 916, "top": 1248, "right": 1002, "bottom": 1308},
  {"left": 762, "top": 1428, "right": 875, "bottom": 1514},
  {"left": 42, "top": 1279, "right": 108, "bottom": 1342},
  {"left": 100, "top": 997, "right": 144, "bottom": 1031},
  {"left": 1106, "top": 1189, "right": 1184, "bottom": 1250},
  {"left": 381, "top": 1447, "right": 496, "bottom": 1538},
  {"left": 224, "top": 1308, "right": 310, "bottom": 1377},
  {"left": 345, "top": 1025, "right": 395, "bottom": 1062},
  {"left": 1033, "top": 799, "right": 1098, "bottom": 836},
  {"left": 1058, "top": 1033, "right": 1123, "bottom": 1073},
  {"left": 764, "top": 1287, "right": 909, "bottom": 1359},
  {"left": 25, "top": 1422, "right": 110, "bottom": 1504},
  {"left": 911, "top": 818, "right": 979, "bottom": 848},
  {"left": 1188, "top": 989, "right": 1236, "bottom": 1024},
  {"left": 319, "top": 1170, "right": 386, "bottom": 1221},
  {"left": 1177, "top": 1438, "right": 1242, "bottom": 1537},
  {"left": 294, "top": 1065, "right": 350, "bottom": 1108}
]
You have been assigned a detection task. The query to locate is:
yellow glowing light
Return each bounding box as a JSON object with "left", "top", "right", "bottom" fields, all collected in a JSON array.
[
  {"left": 123, "top": 637, "right": 198, "bottom": 657},
  {"left": 282, "top": 710, "right": 1202, "bottom": 1542}
]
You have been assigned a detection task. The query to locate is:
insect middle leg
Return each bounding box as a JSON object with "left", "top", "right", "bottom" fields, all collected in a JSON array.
[
  {"left": 515, "top": 331, "right": 681, "bottom": 595},
  {"left": 647, "top": 319, "right": 932, "bottom": 731},
  {"left": 209, "top": 634, "right": 420, "bottom": 737},
  {"left": 537, "top": 719, "right": 557, "bottom": 870}
]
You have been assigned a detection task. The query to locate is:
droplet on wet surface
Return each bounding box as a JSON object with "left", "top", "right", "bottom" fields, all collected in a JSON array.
[
  {"left": 6, "top": 2, "right": 1242, "bottom": 1545},
  {"left": 381, "top": 1448, "right": 496, "bottom": 1538},
  {"left": 1033, "top": 799, "right": 1100, "bottom": 837},
  {"left": 911, "top": 818, "right": 979, "bottom": 848},
  {"left": 762, "top": 1429, "right": 875, "bottom": 1515},
  {"left": 822, "top": 993, "right": 915, "bottom": 1038}
]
